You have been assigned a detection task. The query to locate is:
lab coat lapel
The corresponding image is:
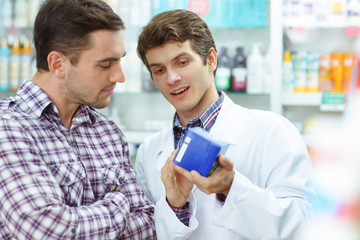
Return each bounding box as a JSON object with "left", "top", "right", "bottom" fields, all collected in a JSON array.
[
  {"left": 210, "top": 94, "right": 241, "bottom": 145},
  {"left": 155, "top": 127, "right": 174, "bottom": 173}
]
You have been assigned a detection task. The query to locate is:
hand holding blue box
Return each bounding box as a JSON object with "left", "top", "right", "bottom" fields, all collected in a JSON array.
[{"left": 173, "top": 127, "right": 229, "bottom": 177}]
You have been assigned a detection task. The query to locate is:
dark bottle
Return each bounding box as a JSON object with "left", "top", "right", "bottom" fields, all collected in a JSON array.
[
  {"left": 231, "top": 46, "right": 247, "bottom": 92},
  {"left": 215, "top": 47, "right": 231, "bottom": 91}
]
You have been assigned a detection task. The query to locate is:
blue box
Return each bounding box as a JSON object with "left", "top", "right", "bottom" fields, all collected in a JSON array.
[{"left": 173, "top": 127, "right": 229, "bottom": 177}]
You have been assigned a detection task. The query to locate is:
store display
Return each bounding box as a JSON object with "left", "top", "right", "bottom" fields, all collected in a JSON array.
[{"left": 282, "top": 49, "right": 356, "bottom": 94}]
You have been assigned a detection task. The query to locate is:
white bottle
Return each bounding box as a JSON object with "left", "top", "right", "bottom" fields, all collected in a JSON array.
[{"left": 247, "top": 44, "right": 264, "bottom": 94}]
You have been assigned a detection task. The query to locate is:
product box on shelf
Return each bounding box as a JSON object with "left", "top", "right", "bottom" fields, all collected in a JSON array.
[{"left": 173, "top": 127, "right": 229, "bottom": 177}]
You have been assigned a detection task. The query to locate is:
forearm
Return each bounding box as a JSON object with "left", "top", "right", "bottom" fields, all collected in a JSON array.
[{"left": 154, "top": 194, "right": 197, "bottom": 240}]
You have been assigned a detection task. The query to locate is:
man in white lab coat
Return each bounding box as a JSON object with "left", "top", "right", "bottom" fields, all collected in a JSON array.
[{"left": 135, "top": 9, "right": 315, "bottom": 240}]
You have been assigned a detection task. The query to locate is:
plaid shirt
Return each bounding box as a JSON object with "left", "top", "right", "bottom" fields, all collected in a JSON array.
[
  {"left": 0, "top": 80, "right": 155, "bottom": 239},
  {"left": 171, "top": 91, "right": 224, "bottom": 226}
]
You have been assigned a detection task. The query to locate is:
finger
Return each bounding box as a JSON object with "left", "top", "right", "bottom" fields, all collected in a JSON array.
[
  {"left": 191, "top": 170, "right": 207, "bottom": 185},
  {"left": 161, "top": 150, "right": 179, "bottom": 179},
  {"left": 174, "top": 164, "right": 193, "bottom": 181},
  {"left": 218, "top": 154, "right": 233, "bottom": 171}
]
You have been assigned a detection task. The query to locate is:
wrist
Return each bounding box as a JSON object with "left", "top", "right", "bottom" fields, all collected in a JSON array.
[
  {"left": 222, "top": 170, "right": 235, "bottom": 196},
  {"left": 166, "top": 197, "right": 188, "bottom": 209}
]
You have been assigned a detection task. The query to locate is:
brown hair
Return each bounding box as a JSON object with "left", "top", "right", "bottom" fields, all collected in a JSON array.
[
  {"left": 137, "top": 9, "right": 216, "bottom": 73},
  {"left": 33, "top": 0, "right": 125, "bottom": 71}
]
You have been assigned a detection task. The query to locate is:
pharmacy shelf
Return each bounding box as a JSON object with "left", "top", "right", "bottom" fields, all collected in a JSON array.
[{"left": 282, "top": 92, "right": 322, "bottom": 106}]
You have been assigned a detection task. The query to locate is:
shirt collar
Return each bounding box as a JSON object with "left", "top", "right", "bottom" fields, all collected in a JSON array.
[{"left": 17, "top": 80, "right": 96, "bottom": 124}]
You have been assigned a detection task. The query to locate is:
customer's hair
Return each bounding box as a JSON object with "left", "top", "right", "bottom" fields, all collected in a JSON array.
[
  {"left": 137, "top": 9, "right": 216, "bottom": 73},
  {"left": 34, "top": 0, "right": 125, "bottom": 71}
]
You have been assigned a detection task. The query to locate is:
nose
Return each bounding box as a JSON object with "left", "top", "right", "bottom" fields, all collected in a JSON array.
[
  {"left": 109, "top": 62, "right": 125, "bottom": 83},
  {"left": 167, "top": 68, "right": 181, "bottom": 85}
]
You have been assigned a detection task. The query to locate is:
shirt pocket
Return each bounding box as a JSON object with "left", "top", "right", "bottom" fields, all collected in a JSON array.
[
  {"left": 49, "top": 161, "right": 86, "bottom": 206},
  {"left": 101, "top": 166, "right": 126, "bottom": 194}
]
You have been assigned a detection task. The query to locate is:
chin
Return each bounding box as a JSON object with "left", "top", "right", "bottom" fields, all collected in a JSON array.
[{"left": 90, "top": 99, "right": 110, "bottom": 109}]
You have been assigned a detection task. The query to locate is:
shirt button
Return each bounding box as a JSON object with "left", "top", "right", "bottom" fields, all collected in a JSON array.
[
  {"left": 71, "top": 228, "right": 76, "bottom": 234},
  {"left": 65, "top": 177, "right": 71, "bottom": 183}
]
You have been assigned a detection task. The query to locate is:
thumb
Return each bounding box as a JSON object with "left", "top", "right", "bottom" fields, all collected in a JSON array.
[{"left": 218, "top": 154, "right": 233, "bottom": 170}]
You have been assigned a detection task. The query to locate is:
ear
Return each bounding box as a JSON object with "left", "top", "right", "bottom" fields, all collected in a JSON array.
[
  {"left": 47, "top": 51, "right": 66, "bottom": 78},
  {"left": 207, "top": 47, "right": 217, "bottom": 73}
]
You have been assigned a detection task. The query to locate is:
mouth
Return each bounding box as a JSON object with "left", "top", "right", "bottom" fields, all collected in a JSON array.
[
  {"left": 103, "top": 86, "right": 115, "bottom": 95},
  {"left": 171, "top": 86, "right": 189, "bottom": 95}
]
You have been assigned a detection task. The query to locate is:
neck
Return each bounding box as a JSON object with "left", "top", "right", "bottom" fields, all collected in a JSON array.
[
  {"left": 32, "top": 72, "right": 78, "bottom": 130},
  {"left": 178, "top": 87, "right": 219, "bottom": 127}
]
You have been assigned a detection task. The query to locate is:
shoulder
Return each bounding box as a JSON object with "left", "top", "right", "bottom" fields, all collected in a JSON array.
[
  {"left": 0, "top": 95, "right": 33, "bottom": 124},
  {"left": 86, "top": 108, "right": 127, "bottom": 141}
]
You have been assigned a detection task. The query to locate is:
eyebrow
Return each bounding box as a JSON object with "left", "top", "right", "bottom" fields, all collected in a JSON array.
[
  {"left": 149, "top": 52, "right": 191, "bottom": 68},
  {"left": 97, "top": 52, "right": 127, "bottom": 63}
]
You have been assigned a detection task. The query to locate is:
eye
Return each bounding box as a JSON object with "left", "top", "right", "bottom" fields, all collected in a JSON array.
[
  {"left": 100, "top": 64, "right": 111, "bottom": 69},
  {"left": 178, "top": 59, "right": 188, "bottom": 66},
  {"left": 152, "top": 67, "right": 164, "bottom": 75}
]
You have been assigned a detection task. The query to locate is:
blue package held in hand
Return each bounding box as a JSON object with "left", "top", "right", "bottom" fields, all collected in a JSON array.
[{"left": 173, "top": 127, "right": 229, "bottom": 177}]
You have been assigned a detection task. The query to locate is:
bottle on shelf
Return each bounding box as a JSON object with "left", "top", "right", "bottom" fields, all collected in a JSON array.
[
  {"left": 319, "top": 54, "right": 332, "bottom": 92},
  {"left": 10, "top": 39, "right": 21, "bottom": 92},
  {"left": 293, "top": 50, "right": 307, "bottom": 92},
  {"left": 21, "top": 38, "right": 33, "bottom": 82},
  {"left": 330, "top": 52, "right": 343, "bottom": 93},
  {"left": 342, "top": 52, "right": 356, "bottom": 93},
  {"left": 0, "top": 39, "right": 10, "bottom": 91},
  {"left": 215, "top": 46, "right": 231, "bottom": 91},
  {"left": 306, "top": 51, "right": 320, "bottom": 92},
  {"left": 247, "top": 43, "right": 264, "bottom": 94},
  {"left": 231, "top": 46, "right": 247, "bottom": 92},
  {"left": 282, "top": 50, "right": 294, "bottom": 92}
]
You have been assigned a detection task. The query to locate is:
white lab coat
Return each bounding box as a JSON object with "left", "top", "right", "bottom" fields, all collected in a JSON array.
[{"left": 135, "top": 94, "right": 315, "bottom": 240}]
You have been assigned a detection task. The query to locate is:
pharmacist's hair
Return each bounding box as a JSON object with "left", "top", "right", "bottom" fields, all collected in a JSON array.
[
  {"left": 33, "top": 0, "right": 125, "bottom": 71},
  {"left": 137, "top": 9, "right": 216, "bottom": 73}
]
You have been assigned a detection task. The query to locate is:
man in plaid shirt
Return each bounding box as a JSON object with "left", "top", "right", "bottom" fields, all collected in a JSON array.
[{"left": 0, "top": 0, "right": 155, "bottom": 239}]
